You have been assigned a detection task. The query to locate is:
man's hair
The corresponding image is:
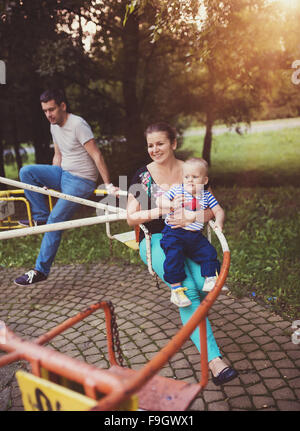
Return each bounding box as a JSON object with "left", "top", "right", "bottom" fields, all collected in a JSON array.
[
  {"left": 40, "top": 89, "right": 67, "bottom": 106},
  {"left": 184, "top": 157, "right": 209, "bottom": 175}
]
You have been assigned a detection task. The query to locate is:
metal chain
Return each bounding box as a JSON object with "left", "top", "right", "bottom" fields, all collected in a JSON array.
[{"left": 107, "top": 301, "right": 124, "bottom": 367}]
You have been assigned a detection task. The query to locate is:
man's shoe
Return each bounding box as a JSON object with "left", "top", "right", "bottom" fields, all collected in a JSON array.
[
  {"left": 202, "top": 276, "right": 229, "bottom": 292},
  {"left": 212, "top": 366, "right": 239, "bottom": 386},
  {"left": 19, "top": 219, "right": 47, "bottom": 227},
  {"left": 170, "top": 287, "right": 192, "bottom": 307},
  {"left": 14, "top": 269, "right": 47, "bottom": 287}
]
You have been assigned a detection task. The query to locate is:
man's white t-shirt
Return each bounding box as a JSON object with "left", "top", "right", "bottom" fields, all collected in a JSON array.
[{"left": 50, "top": 113, "right": 98, "bottom": 182}]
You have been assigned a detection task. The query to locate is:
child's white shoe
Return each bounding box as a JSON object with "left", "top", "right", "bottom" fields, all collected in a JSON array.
[
  {"left": 170, "top": 287, "right": 192, "bottom": 307},
  {"left": 202, "top": 276, "right": 229, "bottom": 292}
]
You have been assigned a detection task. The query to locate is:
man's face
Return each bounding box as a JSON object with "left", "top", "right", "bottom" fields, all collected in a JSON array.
[{"left": 41, "top": 99, "right": 67, "bottom": 126}]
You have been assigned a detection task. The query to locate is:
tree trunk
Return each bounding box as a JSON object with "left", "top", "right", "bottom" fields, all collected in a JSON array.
[
  {"left": 121, "top": 11, "right": 147, "bottom": 181},
  {"left": 30, "top": 84, "right": 53, "bottom": 165},
  {"left": 202, "top": 109, "right": 214, "bottom": 166},
  {"left": 0, "top": 139, "right": 6, "bottom": 188},
  {"left": 0, "top": 99, "right": 6, "bottom": 188},
  {"left": 9, "top": 104, "right": 22, "bottom": 172},
  {"left": 202, "top": 61, "right": 215, "bottom": 166}
]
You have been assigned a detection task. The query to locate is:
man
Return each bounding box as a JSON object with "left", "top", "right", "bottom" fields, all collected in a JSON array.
[{"left": 14, "top": 89, "right": 117, "bottom": 286}]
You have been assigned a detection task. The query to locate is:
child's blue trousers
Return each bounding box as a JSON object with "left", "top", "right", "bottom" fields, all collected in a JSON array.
[{"left": 160, "top": 225, "right": 220, "bottom": 284}]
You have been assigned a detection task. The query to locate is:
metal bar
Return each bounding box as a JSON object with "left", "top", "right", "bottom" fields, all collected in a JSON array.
[
  {"left": 0, "top": 176, "right": 125, "bottom": 215},
  {"left": 34, "top": 302, "right": 107, "bottom": 345},
  {"left": 0, "top": 351, "right": 20, "bottom": 367},
  {"left": 1, "top": 327, "right": 126, "bottom": 398},
  {"left": 34, "top": 301, "right": 118, "bottom": 367},
  {"left": 95, "top": 188, "right": 128, "bottom": 197},
  {"left": 0, "top": 213, "right": 127, "bottom": 240},
  {"left": 93, "top": 251, "right": 231, "bottom": 410},
  {"left": 139, "top": 224, "right": 155, "bottom": 276},
  {"left": 102, "top": 303, "right": 118, "bottom": 367},
  {"left": 208, "top": 220, "right": 229, "bottom": 252},
  {"left": 0, "top": 197, "right": 33, "bottom": 226},
  {"left": 0, "top": 189, "right": 26, "bottom": 197}
]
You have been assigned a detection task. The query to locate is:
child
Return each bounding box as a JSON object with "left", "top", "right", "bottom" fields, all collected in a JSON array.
[{"left": 157, "top": 157, "right": 228, "bottom": 308}]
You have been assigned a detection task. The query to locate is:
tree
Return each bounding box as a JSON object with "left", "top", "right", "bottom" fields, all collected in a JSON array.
[{"left": 179, "top": 0, "right": 288, "bottom": 165}]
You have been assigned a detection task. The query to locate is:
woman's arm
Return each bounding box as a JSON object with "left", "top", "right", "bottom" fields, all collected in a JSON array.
[{"left": 127, "top": 193, "right": 161, "bottom": 226}]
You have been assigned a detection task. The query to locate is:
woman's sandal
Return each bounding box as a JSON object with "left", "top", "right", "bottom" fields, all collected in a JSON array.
[{"left": 212, "top": 366, "right": 239, "bottom": 386}]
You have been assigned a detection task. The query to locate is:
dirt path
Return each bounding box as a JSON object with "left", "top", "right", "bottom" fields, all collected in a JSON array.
[{"left": 184, "top": 117, "right": 300, "bottom": 136}]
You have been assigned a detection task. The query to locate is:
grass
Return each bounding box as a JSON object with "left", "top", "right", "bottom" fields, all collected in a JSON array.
[
  {"left": 3, "top": 152, "right": 35, "bottom": 180},
  {"left": 211, "top": 187, "right": 300, "bottom": 320},
  {"left": 1, "top": 126, "right": 300, "bottom": 320},
  {"left": 180, "top": 128, "right": 300, "bottom": 187}
]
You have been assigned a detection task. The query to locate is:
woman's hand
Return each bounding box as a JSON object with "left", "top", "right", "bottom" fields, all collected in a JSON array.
[
  {"left": 127, "top": 194, "right": 162, "bottom": 226},
  {"left": 168, "top": 207, "right": 214, "bottom": 229}
]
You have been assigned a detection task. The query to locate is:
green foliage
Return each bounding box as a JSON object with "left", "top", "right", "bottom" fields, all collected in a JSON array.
[{"left": 214, "top": 187, "right": 300, "bottom": 320}]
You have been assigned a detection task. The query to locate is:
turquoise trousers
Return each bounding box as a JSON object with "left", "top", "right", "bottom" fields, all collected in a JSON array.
[{"left": 139, "top": 233, "right": 221, "bottom": 362}]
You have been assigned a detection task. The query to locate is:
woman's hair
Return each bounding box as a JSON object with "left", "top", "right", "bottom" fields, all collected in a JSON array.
[{"left": 145, "top": 122, "right": 177, "bottom": 143}]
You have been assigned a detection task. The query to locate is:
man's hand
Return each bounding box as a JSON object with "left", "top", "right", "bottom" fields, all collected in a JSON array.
[{"left": 105, "top": 183, "right": 120, "bottom": 197}]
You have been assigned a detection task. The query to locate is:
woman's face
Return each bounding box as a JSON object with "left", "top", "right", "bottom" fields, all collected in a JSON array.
[{"left": 146, "top": 131, "right": 177, "bottom": 164}]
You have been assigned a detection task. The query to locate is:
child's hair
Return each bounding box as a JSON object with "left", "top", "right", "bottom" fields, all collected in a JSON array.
[{"left": 184, "top": 157, "right": 209, "bottom": 175}]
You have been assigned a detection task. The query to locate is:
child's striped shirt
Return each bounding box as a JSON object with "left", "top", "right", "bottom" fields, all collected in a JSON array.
[{"left": 164, "top": 184, "right": 219, "bottom": 231}]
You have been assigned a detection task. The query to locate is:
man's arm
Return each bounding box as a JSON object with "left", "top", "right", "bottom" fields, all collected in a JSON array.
[
  {"left": 53, "top": 142, "right": 62, "bottom": 166},
  {"left": 84, "top": 139, "right": 118, "bottom": 193}
]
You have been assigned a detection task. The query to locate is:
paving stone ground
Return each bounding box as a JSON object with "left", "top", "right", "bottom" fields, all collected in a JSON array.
[{"left": 0, "top": 263, "right": 299, "bottom": 411}]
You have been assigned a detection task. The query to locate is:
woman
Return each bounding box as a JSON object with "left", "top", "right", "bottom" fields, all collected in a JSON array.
[{"left": 127, "top": 122, "right": 238, "bottom": 385}]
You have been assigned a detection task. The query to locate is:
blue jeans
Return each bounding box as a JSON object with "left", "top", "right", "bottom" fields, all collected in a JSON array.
[
  {"left": 19, "top": 165, "right": 96, "bottom": 275},
  {"left": 139, "top": 234, "right": 221, "bottom": 362}
]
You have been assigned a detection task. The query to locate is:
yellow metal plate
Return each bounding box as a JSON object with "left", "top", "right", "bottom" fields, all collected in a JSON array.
[
  {"left": 16, "top": 370, "right": 97, "bottom": 411},
  {"left": 16, "top": 370, "right": 139, "bottom": 411},
  {"left": 124, "top": 240, "right": 139, "bottom": 250}
]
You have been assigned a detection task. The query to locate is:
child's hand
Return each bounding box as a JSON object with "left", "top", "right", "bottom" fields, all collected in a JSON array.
[{"left": 172, "top": 194, "right": 185, "bottom": 209}]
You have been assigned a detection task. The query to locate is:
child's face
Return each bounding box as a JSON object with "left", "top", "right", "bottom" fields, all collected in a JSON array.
[{"left": 183, "top": 163, "right": 208, "bottom": 195}]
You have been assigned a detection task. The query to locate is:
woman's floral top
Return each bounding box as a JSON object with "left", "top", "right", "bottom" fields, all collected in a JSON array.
[{"left": 129, "top": 166, "right": 165, "bottom": 242}]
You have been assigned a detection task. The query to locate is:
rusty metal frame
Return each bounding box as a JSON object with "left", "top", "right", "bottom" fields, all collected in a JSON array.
[
  {"left": 0, "top": 247, "right": 230, "bottom": 410},
  {"left": 0, "top": 188, "right": 54, "bottom": 229},
  {"left": 0, "top": 177, "right": 231, "bottom": 410}
]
